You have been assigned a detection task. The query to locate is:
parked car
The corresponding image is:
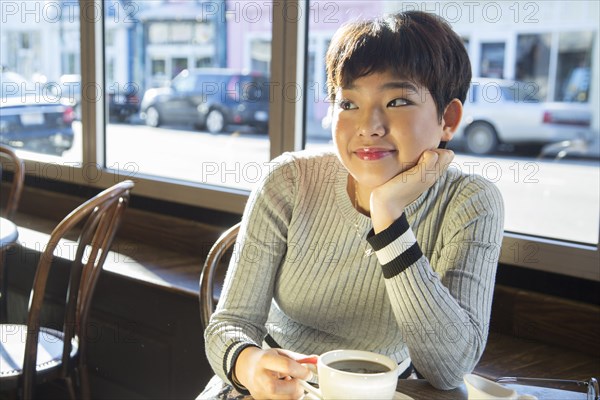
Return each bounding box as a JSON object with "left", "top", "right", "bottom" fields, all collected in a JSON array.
[
  {"left": 57, "top": 74, "right": 82, "bottom": 119},
  {"left": 108, "top": 84, "right": 140, "bottom": 122},
  {"left": 1, "top": 70, "right": 74, "bottom": 156},
  {"left": 456, "top": 78, "right": 593, "bottom": 155},
  {"left": 54, "top": 75, "right": 140, "bottom": 123},
  {"left": 140, "top": 69, "right": 270, "bottom": 133}
]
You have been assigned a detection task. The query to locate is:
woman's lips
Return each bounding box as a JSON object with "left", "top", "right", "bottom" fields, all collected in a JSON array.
[{"left": 354, "top": 148, "right": 396, "bottom": 161}]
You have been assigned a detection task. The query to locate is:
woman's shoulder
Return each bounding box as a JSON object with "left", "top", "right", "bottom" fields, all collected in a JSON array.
[
  {"left": 443, "top": 166, "right": 503, "bottom": 196},
  {"left": 268, "top": 150, "right": 340, "bottom": 177},
  {"left": 258, "top": 150, "right": 341, "bottom": 193},
  {"left": 439, "top": 167, "right": 504, "bottom": 215},
  {"left": 274, "top": 149, "right": 338, "bottom": 165}
]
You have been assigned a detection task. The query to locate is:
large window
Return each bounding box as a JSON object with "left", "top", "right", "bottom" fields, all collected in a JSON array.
[
  {"left": 305, "top": 1, "right": 599, "bottom": 244},
  {"left": 103, "top": 0, "right": 272, "bottom": 191},
  {"left": 1, "top": 0, "right": 598, "bottom": 280},
  {"left": 303, "top": 1, "right": 599, "bottom": 279}
]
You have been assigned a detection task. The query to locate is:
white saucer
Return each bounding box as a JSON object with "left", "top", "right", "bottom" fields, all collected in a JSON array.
[
  {"left": 303, "top": 392, "right": 414, "bottom": 400},
  {"left": 394, "top": 391, "right": 415, "bottom": 400}
]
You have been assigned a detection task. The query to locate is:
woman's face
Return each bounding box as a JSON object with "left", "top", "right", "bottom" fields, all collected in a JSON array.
[{"left": 332, "top": 70, "right": 456, "bottom": 190}]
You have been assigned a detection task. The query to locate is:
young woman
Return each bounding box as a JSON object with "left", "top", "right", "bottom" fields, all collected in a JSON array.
[{"left": 201, "top": 10, "right": 504, "bottom": 400}]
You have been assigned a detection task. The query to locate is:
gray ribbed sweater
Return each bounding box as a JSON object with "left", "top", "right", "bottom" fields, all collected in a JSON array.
[{"left": 204, "top": 150, "right": 504, "bottom": 390}]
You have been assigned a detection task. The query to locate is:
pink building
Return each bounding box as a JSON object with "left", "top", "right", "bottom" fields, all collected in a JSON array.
[{"left": 225, "top": 1, "right": 387, "bottom": 127}]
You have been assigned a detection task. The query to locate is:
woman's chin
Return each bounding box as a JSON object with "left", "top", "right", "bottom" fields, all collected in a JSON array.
[{"left": 353, "top": 171, "right": 400, "bottom": 189}]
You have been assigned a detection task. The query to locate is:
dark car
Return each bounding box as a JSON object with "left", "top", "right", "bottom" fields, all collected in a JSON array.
[
  {"left": 55, "top": 75, "right": 140, "bottom": 123},
  {"left": 108, "top": 84, "right": 140, "bottom": 122},
  {"left": 1, "top": 70, "right": 74, "bottom": 156},
  {"left": 140, "top": 69, "right": 269, "bottom": 133}
]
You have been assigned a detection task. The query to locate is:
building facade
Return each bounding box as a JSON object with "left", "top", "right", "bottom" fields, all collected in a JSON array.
[{"left": 1, "top": 0, "right": 597, "bottom": 131}]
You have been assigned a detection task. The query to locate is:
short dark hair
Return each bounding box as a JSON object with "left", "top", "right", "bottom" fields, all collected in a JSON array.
[{"left": 325, "top": 11, "right": 471, "bottom": 121}]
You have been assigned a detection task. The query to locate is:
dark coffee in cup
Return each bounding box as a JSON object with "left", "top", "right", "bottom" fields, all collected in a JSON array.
[
  {"left": 316, "top": 350, "right": 398, "bottom": 399},
  {"left": 326, "top": 359, "right": 391, "bottom": 374}
]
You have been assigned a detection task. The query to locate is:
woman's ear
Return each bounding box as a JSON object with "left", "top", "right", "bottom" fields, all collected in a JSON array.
[{"left": 441, "top": 99, "right": 463, "bottom": 141}]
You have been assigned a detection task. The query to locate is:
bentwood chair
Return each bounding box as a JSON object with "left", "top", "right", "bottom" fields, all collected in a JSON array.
[
  {"left": 199, "top": 222, "right": 240, "bottom": 330},
  {"left": 0, "top": 180, "right": 134, "bottom": 400},
  {"left": 0, "top": 145, "right": 25, "bottom": 322},
  {"left": 0, "top": 145, "right": 25, "bottom": 219}
]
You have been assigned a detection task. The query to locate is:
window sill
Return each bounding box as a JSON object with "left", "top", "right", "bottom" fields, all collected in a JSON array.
[{"left": 13, "top": 214, "right": 203, "bottom": 298}]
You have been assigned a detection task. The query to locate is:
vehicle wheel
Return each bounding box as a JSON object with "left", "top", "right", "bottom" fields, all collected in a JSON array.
[
  {"left": 206, "top": 109, "right": 225, "bottom": 133},
  {"left": 465, "top": 122, "right": 499, "bottom": 155},
  {"left": 145, "top": 106, "right": 161, "bottom": 127}
]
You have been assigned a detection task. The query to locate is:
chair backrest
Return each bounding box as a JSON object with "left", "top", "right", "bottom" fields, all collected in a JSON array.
[
  {"left": 21, "top": 180, "right": 134, "bottom": 396},
  {"left": 199, "top": 222, "right": 240, "bottom": 330},
  {"left": 0, "top": 145, "right": 25, "bottom": 219}
]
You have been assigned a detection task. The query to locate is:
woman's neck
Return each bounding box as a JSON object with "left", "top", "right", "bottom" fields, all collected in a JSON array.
[{"left": 348, "top": 175, "right": 371, "bottom": 217}]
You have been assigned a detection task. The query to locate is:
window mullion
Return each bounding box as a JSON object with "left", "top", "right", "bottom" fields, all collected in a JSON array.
[
  {"left": 269, "top": 0, "right": 306, "bottom": 160},
  {"left": 79, "top": 0, "right": 104, "bottom": 180}
]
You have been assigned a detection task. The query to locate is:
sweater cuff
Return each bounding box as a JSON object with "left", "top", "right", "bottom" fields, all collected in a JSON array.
[
  {"left": 367, "top": 213, "right": 423, "bottom": 278},
  {"left": 225, "top": 342, "right": 260, "bottom": 395}
]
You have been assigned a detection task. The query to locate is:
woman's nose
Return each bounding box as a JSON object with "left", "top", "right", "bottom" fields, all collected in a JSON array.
[{"left": 357, "top": 107, "right": 387, "bottom": 137}]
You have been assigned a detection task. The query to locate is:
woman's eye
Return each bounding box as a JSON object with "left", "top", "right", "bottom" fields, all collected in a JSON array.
[
  {"left": 388, "top": 98, "right": 409, "bottom": 107},
  {"left": 337, "top": 100, "right": 357, "bottom": 110}
]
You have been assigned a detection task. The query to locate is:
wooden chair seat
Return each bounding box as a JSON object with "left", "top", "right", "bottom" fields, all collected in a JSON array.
[{"left": 0, "top": 324, "right": 78, "bottom": 384}]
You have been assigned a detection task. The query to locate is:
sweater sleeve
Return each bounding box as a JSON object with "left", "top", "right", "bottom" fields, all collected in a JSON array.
[
  {"left": 203, "top": 153, "right": 298, "bottom": 389},
  {"left": 366, "top": 176, "right": 504, "bottom": 390}
]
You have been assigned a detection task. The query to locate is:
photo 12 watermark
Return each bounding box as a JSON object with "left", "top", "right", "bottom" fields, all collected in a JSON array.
[{"left": 399, "top": 1, "right": 540, "bottom": 24}]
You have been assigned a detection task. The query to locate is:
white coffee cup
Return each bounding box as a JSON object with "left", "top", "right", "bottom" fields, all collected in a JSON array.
[
  {"left": 464, "top": 374, "right": 537, "bottom": 400},
  {"left": 301, "top": 349, "right": 400, "bottom": 400}
]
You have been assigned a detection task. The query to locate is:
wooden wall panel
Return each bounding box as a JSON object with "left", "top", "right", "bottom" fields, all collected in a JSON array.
[{"left": 490, "top": 285, "right": 600, "bottom": 356}]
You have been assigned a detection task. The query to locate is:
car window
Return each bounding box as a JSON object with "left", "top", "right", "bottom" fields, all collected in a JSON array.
[
  {"left": 501, "top": 82, "right": 541, "bottom": 103},
  {"left": 239, "top": 76, "right": 269, "bottom": 102},
  {"left": 468, "top": 80, "right": 542, "bottom": 105},
  {"left": 197, "top": 74, "right": 226, "bottom": 97},
  {"left": 172, "top": 73, "right": 196, "bottom": 93},
  {"left": 466, "top": 84, "right": 478, "bottom": 104},
  {"left": 0, "top": 72, "right": 29, "bottom": 98}
]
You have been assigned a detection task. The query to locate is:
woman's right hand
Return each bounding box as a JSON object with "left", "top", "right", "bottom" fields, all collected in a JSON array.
[
  {"left": 234, "top": 347, "right": 314, "bottom": 400},
  {"left": 370, "top": 149, "right": 455, "bottom": 233}
]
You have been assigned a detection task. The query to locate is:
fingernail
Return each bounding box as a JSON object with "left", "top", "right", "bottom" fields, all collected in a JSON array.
[{"left": 297, "top": 356, "right": 318, "bottom": 364}]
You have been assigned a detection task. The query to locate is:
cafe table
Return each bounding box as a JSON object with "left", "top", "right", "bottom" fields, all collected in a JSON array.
[
  {"left": 0, "top": 217, "right": 19, "bottom": 321},
  {"left": 233, "top": 379, "right": 590, "bottom": 399},
  {"left": 395, "top": 379, "right": 588, "bottom": 399},
  {"left": 0, "top": 217, "right": 18, "bottom": 250}
]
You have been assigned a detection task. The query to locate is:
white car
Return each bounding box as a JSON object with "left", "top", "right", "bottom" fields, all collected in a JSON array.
[{"left": 456, "top": 78, "right": 593, "bottom": 155}]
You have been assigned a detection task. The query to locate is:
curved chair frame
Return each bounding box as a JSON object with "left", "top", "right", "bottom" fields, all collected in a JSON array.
[
  {"left": 0, "top": 180, "right": 134, "bottom": 399},
  {"left": 0, "top": 145, "right": 25, "bottom": 322},
  {"left": 199, "top": 222, "right": 240, "bottom": 330},
  {"left": 0, "top": 145, "right": 25, "bottom": 219}
]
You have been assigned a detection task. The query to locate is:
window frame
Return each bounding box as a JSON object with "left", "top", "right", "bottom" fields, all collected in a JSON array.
[{"left": 13, "top": 0, "right": 599, "bottom": 282}]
